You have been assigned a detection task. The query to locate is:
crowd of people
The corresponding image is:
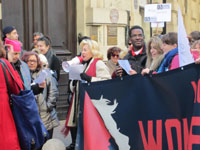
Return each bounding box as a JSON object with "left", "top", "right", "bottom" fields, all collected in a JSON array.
[
  {"left": 1, "top": 24, "right": 200, "bottom": 150},
  {"left": 0, "top": 26, "right": 61, "bottom": 150}
]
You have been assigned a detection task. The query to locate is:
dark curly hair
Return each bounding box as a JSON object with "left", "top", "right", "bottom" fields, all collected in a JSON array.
[
  {"left": 129, "top": 25, "right": 144, "bottom": 37},
  {"left": 107, "top": 47, "right": 122, "bottom": 60},
  {"left": 37, "top": 35, "right": 51, "bottom": 46}
]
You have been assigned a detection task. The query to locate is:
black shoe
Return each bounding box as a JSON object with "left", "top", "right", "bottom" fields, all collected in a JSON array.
[{"left": 66, "top": 143, "right": 75, "bottom": 150}]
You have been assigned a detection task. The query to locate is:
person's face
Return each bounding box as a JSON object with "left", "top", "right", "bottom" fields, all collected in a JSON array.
[
  {"left": 161, "top": 43, "right": 177, "bottom": 54},
  {"left": 8, "top": 49, "right": 20, "bottom": 63},
  {"left": 130, "top": 29, "right": 144, "bottom": 50},
  {"left": 12, "top": 52, "right": 21, "bottom": 63},
  {"left": 6, "top": 29, "right": 19, "bottom": 40},
  {"left": 194, "top": 43, "right": 200, "bottom": 50},
  {"left": 81, "top": 44, "right": 93, "bottom": 61},
  {"left": 150, "top": 43, "right": 159, "bottom": 59},
  {"left": 111, "top": 52, "right": 120, "bottom": 64},
  {"left": 33, "top": 35, "right": 41, "bottom": 47},
  {"left": 27, "top": 55, "right": 38, "bottom": 71},
  {"left": 37, "top": 41, "right": 49, "bottom": 55}
]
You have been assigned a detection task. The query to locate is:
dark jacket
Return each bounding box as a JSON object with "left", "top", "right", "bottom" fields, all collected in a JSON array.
[
  {"left": 45, "top": 50, "right": 60, "bottom": 81},
  {"left": 123, "top": 46, "right": 147, "bottom": 73}
]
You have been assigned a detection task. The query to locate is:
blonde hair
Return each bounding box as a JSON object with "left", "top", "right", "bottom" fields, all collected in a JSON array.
[
  {"left": 80, "top": 39, "right": 103, "bottom": 60},
  {"left": 146, "top": 36, "right": 164, "bottom": 70},
  {"left": 32, "top": 48, "right": 41, "bottom": 54}
]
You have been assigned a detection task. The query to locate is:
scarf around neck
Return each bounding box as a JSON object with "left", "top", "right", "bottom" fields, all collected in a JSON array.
[{"left": 157, "top": 47, "right": 178, "bottom": 73}]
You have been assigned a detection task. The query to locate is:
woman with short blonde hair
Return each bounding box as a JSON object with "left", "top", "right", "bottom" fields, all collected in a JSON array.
[
  {"left": 64, "top": 39, "right": 111, "bottom": 149},
  {"left": 80, "top": 39, "right": 103, "bottom": 60}
]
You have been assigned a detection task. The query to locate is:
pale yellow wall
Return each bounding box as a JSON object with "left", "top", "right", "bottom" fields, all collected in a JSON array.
[
  {"left": 0, "top": 4, "right": 2, "bottom": 19},
  {"left": 77, "top": 0, "right": 200, "bottom": 59},
  {"left": 77, "top": 0, "right": 149, "bottom": 60},
  {"left": 166, "top": 0, "right": 200, "bottom": 34}
]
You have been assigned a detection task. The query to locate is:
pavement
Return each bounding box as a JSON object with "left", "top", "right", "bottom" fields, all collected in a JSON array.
[{"left": 52, "top": 120, "right": 72, "bottom": 147}]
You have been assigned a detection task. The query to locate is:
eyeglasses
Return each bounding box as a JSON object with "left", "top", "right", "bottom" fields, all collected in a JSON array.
[
  {"left": 27, "top": 60, "right": 37, "bottom": 63},
  {"left": 111, "top": 54, "right": 119, "bottom": 58}
]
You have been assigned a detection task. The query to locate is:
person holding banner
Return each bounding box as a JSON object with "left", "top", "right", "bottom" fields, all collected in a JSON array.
[
  {"left": 188, "top": 31, "right": 200, "bottom": 47},
  {"left": 141, "top": 36, "right": 164, "bottom": 75},
  {"left": 114, "top": 25, "right": 147, "bottom": 77},
  {"left": 191, "top": 40, "right": 200, "bottom": 64},
  {"left": 64, "top": 39, "right": 111, "bottom": 150},
  {"left": 21, "top": 51, "right": 59, "bottom": 139},
  {"left": 156, "top": 32, "right": 179, "bottom": 73},
  {"left": 106, "top": 46, "right": 122, "bottom": 75}
]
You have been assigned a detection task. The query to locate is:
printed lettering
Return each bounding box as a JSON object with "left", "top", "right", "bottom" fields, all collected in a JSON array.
[{"left": 139, "top": 120, "right": 162, "bottom": 150}]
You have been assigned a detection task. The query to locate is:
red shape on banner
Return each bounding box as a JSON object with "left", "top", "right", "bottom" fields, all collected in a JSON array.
[
  {"left": 191, "top": 79, "right": 200, "bottom": 103},
  {"left": 83, "top": 92, "right": 111, "bottom": 150},
  {"left": 188, "top": 117, "right": 200, "bottom": 150},
  {"left": 138, "top": 120, "right": 162, "bottom": 150},
  {"left": 165, "top": 119, "right": 182, "bottom": 150}
]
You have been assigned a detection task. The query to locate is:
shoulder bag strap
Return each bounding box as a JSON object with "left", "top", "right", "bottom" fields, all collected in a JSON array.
[
  {"left": 0, "top": 61, "right": 13, "bottom": 107},
  {"left": 0, "top": 59, "right": 21, "bottom": 90}
]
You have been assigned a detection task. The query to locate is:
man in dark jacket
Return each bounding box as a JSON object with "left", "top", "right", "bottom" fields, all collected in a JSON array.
[{"left": 114, "top": 25, "right": 147, "bottom": 77}]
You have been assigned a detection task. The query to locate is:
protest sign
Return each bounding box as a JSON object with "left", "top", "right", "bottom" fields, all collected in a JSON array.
[
  {"left": 144, "top": 3, "right": 171, "bottom": 22},
  {"left": 77, "top": 63, "right": 200, "bottom": 150}
]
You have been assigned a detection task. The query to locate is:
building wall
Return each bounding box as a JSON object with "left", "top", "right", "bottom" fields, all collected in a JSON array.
[{"left": 76, "top": 0, "right": 200, "bottom": 60}]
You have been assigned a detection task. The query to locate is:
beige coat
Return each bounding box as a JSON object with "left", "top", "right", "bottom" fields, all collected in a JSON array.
[
  {"left": 67, "top": 58, "right": 111, "bottom": 127},
  {"left": 32, "top": 69, "right": 60, "bottom": 130}
]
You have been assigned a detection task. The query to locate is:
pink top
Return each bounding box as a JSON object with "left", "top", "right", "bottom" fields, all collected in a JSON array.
[{"left": 169, "top": 54, "right": 179, "bottom": 70}]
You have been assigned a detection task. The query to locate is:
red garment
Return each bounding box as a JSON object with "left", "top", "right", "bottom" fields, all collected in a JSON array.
[
  {"left": 131, "top": 46, "right": 143, "bottom": 56},
  {"left": 85, "top": 58, "right": 99, "bottom": 77},
  {"left": 0, "top": 58, "right": 24, "bottom": 150},
  {"left": 63, "top": 58, "right": 100, "bottom": 136}
]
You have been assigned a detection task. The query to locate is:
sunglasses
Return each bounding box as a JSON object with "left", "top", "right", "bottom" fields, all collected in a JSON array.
[{"left": 112, "top": 54, "right": 119, "bottom": 58}]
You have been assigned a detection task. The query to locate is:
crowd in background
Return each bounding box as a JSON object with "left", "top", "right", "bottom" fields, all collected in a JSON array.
[{"left": 1, "top": 24, "right": 200, "bottom": 150}]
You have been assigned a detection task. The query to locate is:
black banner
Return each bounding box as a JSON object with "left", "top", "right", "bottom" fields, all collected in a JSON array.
[{"left": 77, "top": 63, "right": 200, "bottom": 150}]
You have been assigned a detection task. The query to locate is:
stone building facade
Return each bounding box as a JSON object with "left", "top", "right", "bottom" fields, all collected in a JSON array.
[
  {"left": 0, "top": 0, "right": 199, "bottom": 59},
  {"left": 76, "top": 0, "right": 200, "bottom": 59}
]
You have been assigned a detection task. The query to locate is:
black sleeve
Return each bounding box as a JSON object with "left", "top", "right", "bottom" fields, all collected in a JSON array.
[
  {"left": 31, "top": 84, "right": 44, "bottom": 95},
  {"left": 51, "top": 56, "right": 61, "bottom": 81}
]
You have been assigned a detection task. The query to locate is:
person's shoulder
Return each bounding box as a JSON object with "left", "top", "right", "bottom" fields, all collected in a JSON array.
[
  {"left": 123, "top": 51, "right": 132, "bottom": 59},
  {"left": 0, "top": 58, "right": 9, "bottom": 64},
  {"left": 52, "top": 54, "right": 60, "bottom": 63}
]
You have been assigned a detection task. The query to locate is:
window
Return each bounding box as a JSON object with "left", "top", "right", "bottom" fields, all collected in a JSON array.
[
  {"left": 107, "top": 26, "right": 117, "bottom": 45},
  {"left": 90, "top": 26, "right": 98, "bottom": 42}
]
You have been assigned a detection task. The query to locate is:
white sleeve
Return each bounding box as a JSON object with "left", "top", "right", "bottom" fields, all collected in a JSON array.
[{"left": 91, "top": 60, "right": 111, "bottom": 82}]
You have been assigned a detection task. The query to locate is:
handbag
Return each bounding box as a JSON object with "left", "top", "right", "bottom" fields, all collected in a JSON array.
[{"left": 0, "top": 59, "right": 49, "bottom": 150}]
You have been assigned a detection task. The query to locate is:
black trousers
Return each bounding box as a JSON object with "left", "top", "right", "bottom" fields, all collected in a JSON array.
[{"left": 48, "top": 128, "right": 54, "bottom": 139}]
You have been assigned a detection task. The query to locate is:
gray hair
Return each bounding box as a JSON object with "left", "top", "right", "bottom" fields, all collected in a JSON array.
[{"left": 33, "top": 32, "right": 43, "bottom": 37}]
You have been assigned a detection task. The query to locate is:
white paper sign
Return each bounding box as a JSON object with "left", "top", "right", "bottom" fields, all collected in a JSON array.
[
  {"left": 34, "top": 70, "right": 48, "bottom": 84},
  {"left": 69, "top": 64, "right": 84, "bottom": 80},
  {"left": 151, "top": 22, "right": 165, "bottom": 28},
  {"left": 118, "top": 60, "right": 131, "bottom": 75},
  {"left": 144, "top": 3, "right": 171, "bottom": 22}
]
